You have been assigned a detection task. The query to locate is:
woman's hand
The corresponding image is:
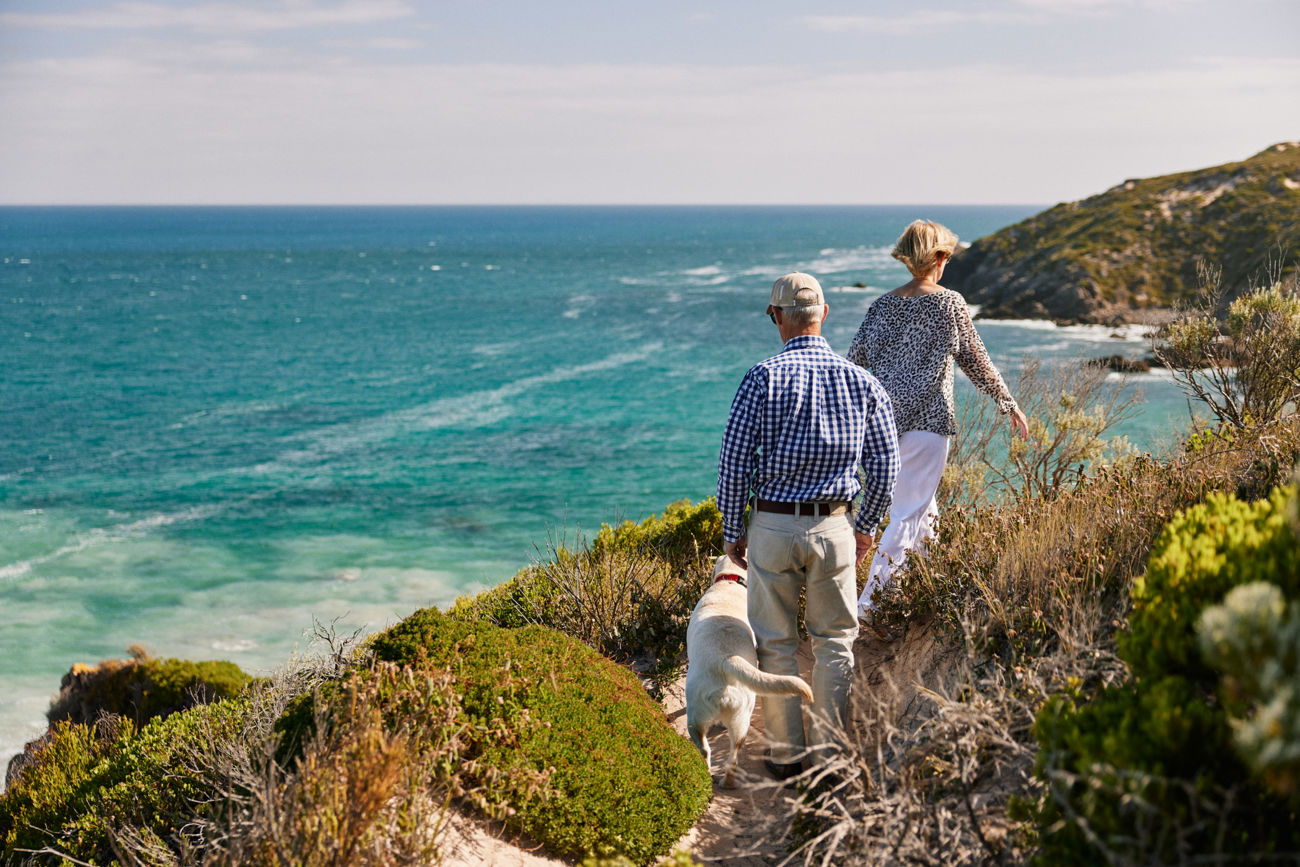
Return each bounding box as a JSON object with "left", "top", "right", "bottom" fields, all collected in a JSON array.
[{"left": 1009, "top": 406, "right": 1030, "bottom": 440}]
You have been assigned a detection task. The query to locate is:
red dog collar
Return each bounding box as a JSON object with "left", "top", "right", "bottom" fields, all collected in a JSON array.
[{"left": 714, "top": 573, "right": 746, "bottom": 587}]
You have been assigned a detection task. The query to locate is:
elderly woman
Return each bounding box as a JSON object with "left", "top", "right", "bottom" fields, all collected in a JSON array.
[{"left": 848, "top": 219, "right": 1029, "bottom": 624}]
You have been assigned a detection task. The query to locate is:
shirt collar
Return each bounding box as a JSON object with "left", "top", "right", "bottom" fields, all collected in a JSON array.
[{"left": 781, "top": 334, "right": 831, "bottom": 352}]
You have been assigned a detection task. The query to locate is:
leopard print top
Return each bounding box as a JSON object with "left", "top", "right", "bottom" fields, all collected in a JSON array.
[{"left": 847, "top": 289, "right": 1017, "bottom": 437}]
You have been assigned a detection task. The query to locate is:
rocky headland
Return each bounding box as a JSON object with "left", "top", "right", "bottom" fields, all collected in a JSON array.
[{"left": 946, "top": 142, "right": 1300, "bottom": 324}]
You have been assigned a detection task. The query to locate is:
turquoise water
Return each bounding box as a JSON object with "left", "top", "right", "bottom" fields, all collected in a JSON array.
[{"left": 0, "top": 206, "right": 1194, "bottom": 770}]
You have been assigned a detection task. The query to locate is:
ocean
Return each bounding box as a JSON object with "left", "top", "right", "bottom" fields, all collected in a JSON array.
[{"left": 0, "top": 205, "right": 1195, "bottom": 773}]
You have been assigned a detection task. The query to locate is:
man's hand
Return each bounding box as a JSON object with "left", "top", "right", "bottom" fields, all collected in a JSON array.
[
  {"left": 854, "top": 531, "right": 875, "bottom": 566},
  {"left": 724, "top": 537, "right": 748, "bottom": 570}
]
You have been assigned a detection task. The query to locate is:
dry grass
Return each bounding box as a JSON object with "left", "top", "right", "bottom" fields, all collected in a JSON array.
[
  {"left": 890, "top": 417, "right": 1300, "bottom": 651},
  {"left": 187, "top": 663, "right": 459, "bottom": 867},
  {"left": 741, "top": 610, "right": 1127, "bottom": 867},
  {"left": 757, "top": 413, "right": 1300, "bottom": 866}
]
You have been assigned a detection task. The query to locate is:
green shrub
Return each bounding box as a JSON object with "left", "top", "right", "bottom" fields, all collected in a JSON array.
[
  {"left": 1199, "top": 582, "right": 1300, "bottom": 800},
  {"left": 588, "top": 498, "right": 723, "bottom": 563},
  {"left": 1123, "top": 486, "right": 1300, "bottom": 682},
  {"left": 446, "top": 499, "right": 720, "bottom": 683},
  {"left": 293, "top": 608, "right": 711, "bottom": 865},
  {"left": 1028, "top": 676, "right": 1292, "bottom": 864},
  {"left": 0, "top": 699, "right": 247, "bottom": 865},
  {"left": 1154, "top": 268, "right": 1300, "bottom": 430},
  {"left": 1028, "top": 485, "right": 1300, "bottom": 864},
  {"left": 49, "top": 653, "right": 253, "bottom": 728}
]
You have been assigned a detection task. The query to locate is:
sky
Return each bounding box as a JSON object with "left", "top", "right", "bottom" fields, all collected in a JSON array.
[{"left": 0, "top": 0, "right": 1297, "bottom": 205}]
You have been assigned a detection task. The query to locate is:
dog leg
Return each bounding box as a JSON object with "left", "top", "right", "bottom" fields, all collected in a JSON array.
[
  {"left": 722, "top": 726, "right": 747, "bottom": 788},
  {"left": 721, "top": 706, "right": 752, "bottom": 789},
  {"left": 687, "top": 719, "right": 712, "bottom": 777}
]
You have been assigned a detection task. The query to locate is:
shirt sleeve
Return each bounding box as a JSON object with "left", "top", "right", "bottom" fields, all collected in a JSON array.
[
  {"left": 953, "top": 299, "right": 1019, "bottom": 415},
  {"left": 846, "top": 307, "right": 873, "bottom": 370},
  {"left": 717, "top": 368, "right": 764, "bottom": 543},
  {"left": 853, "top": 384, "right": 899, "bottom": 536}
]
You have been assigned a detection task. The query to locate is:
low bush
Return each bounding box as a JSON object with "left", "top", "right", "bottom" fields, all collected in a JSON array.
[
  {"left": 1124, "top": 485, "right": 1300, "bottom": 682},
  {"left": 1153, "top": 264, "right": 1300, "bottom": 430},
  {"left": 209, "top": 660, "right": 464, "bottom": 867},
  {"left": 1199, "top": 582, "right": 1300, "bottom": 800},
  {"left": 447, "top": 498, "right": 720, "bottom": 686},
  {"left": 297, "top": 607, "right": 712, "bottom": 865},
  {"left": 1028, "top": 484, "right": 1300, "bottom": 864},
  {"left": 48, "top": 650, "right": 253, "bottom": 729},
  {"left": 941, "top": 354, "right": 1141, "bottom": 510},
  {"left": 587, "top": 498, "right": 724, "bottom": 563},
  {"left": 2, "top": 636, "right": 464, "bottom": 867},
  {"left": 0, "top": 698, "right": 247, "bottom": 865}
]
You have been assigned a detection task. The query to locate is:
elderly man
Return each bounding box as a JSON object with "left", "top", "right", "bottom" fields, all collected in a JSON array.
[{"left": 717, "top": 272, "right": 899, "bottom": 779}]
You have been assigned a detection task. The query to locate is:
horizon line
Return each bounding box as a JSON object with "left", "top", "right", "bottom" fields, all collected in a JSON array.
[{"left": 0, "top": 201, "right": 1051, "bottom": 209}]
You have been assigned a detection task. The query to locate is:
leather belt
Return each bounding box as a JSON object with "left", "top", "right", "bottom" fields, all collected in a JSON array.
[{"left": 755, "top": 498, "right": 849, "bottom": 517}]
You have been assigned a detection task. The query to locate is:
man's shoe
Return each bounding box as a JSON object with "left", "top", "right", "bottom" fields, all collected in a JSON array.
[{"left": 763, "top": 757, "right": 804, "bottom": 781}]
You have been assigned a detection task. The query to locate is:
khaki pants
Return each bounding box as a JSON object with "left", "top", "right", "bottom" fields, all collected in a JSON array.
[{"left": 747, "top": 509, "right": 859, "bottom": 764}]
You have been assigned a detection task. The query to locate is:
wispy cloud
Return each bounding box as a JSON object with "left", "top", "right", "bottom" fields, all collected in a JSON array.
[
  {"left": 803, "top": 10, "right": 1029, "bottom": 35},
  {"left": 804, "top": 0, "right": 1199, "bottom": 33},
  {"left": 0, "top": 0, "right": 415, "bottom": 33},
  {"left": 2, "top": 49, "right": 1295, "bottom": 205}
]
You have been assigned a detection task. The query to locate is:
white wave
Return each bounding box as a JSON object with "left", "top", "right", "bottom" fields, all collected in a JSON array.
[
  {"left": 682, "top": 264, "right": 722, "bottom": 276},
  {"left": 252, "top": 343, "right": 663, "bottom": 473},
  {"left": 0, "top": 505, "right": 222, "bottom": 581},
  {"left": 211, "top": 638, "right": 258, "bottom": 652},
  {"left": 799, "top": 245, "right": 895, "bottom": 276},
  {"left": 975, "top": 318, "right": 1155, "bottom": 343},
  {"left": 177, "top": 400, "right": 282, "bottom": 427},
  {"left": 469, "top": 341, "right": 513, "bottom": 357},
  {"left": 1026, "top": 340, "right": 1071, "bottom": 353},
  {"left": 1116, "top": 366, "right": 1177, "bottom": 381},
  {"left": 562, "top": 292, "right": 596, "bottom": 319}
]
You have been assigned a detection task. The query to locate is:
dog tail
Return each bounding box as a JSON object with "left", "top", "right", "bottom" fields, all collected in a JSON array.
[{"left": 722, "top": 656, "right": 814, "bottom": 702}]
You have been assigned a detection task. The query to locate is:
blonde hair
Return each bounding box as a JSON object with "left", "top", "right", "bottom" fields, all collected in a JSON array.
[{"left": 891, "top": 220, "right": 959, "bottom": 277}]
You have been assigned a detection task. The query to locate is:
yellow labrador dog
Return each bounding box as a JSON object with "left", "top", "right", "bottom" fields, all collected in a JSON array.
[{"left": 686, "top": 554, "right": 814, "bottom": 787}]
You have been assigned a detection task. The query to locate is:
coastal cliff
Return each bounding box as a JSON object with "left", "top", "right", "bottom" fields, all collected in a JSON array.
[{"left": 945, "top": 142, "right": 1300, "bottom": 324}]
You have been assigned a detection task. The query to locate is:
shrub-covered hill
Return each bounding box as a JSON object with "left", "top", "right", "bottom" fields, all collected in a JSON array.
[
  {"left": 1, "top": 611, "right": 711, "bottom": 867},
  {"left": 945, "top": 142, "right": 1300, "bottom": 324}
]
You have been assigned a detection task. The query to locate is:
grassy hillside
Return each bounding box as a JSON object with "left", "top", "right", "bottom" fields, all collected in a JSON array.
[{"left": 945, "top": 143, "right": 1300, "bottom": 323}]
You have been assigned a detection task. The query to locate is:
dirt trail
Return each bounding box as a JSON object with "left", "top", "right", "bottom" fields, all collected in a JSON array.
[{"left": 664, "top": 620, "right": 958, "bottom": 864}]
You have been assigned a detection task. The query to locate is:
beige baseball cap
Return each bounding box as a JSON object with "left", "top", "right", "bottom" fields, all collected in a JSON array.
[{"left": 768, "top": 272, "right": 824, "bottom": 309}]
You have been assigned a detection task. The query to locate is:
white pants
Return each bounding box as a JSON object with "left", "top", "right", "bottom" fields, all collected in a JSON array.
[
  {"left": 747, "top": 509, "right": 858, "bottom": 764},
  {"left": 857, "top": 430, "right": 950, "bottom": 616}
]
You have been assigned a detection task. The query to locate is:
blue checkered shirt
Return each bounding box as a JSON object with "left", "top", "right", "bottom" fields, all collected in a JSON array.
[{"left": 717, "top": 335, "right": 899, "bottom": 543}]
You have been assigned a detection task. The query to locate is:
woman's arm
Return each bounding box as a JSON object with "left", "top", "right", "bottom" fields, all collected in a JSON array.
[{"left": 953, "top": 299, "right": 1029, "bottom": 439}]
